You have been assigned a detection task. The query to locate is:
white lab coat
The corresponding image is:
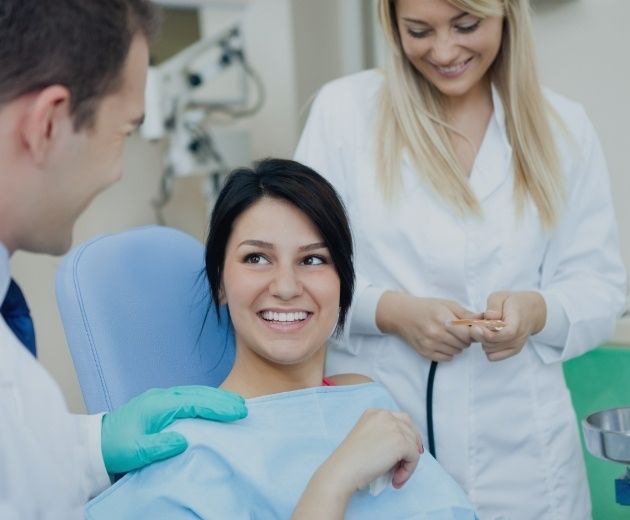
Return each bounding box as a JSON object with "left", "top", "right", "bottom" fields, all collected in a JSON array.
[
  {"left": 295, "top": 70, "right": 626, "bottom": 520},
  {"left": 0, "top": 244, "right": 110, "bottom": 519}
]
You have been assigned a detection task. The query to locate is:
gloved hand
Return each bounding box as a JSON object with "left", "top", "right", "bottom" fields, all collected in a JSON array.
[{"left": 101, "top": 385, "right": 247, "bottom": 475}]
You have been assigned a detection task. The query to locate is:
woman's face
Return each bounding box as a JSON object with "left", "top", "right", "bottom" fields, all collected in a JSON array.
[
  {"left": 222, "top": 197, "right": 341, "bottom": 368},
  {"left": 396, "top": 0, "right": 503, "bottom": 100}
]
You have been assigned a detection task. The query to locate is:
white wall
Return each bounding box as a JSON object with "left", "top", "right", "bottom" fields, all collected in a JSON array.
[
  {"left": 291, "top": 0, "right": 367, "bottom": 127},
  {"left": 199, "top": 0, "right": 367, "bottom": 157}
]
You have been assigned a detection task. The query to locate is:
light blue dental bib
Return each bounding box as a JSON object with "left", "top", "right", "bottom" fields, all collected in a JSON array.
[{"left": 86, "top": 383, "right": 477, "bottom": 519}]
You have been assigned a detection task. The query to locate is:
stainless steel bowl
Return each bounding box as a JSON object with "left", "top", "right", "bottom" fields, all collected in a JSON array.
[{"left": 583, "top": 407, "right": 630, "bottom": 464}]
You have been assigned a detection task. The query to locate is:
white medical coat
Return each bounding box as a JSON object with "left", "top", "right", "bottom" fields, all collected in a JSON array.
[
  {"left": 0, "top": 244, "right": 110, "bottom": 519},
  {"left": 295, "top": 70, "right": 627, "bottom": 520}
]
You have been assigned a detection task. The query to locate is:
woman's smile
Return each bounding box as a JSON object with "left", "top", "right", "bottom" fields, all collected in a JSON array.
[{"left": 258, "top": 309, "right": 312, "bottom": 331}]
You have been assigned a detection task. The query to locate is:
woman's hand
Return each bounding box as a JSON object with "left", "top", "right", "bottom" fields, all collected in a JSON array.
[
  {"left": 468, "top": 291, "right": 547, "bottom": 361},
  {"left": 292, "top": 409, "right": 422, "bottom": 519},
  {"left": 325, "top": 408, "right": 422, "bottom": 493},
  {"left": 376, "top": 291, "right": 481, "bottom": 361}
]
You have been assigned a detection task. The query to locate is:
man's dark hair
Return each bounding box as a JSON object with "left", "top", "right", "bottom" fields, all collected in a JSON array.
[
  {"left": 0, "top": 0, "right": 160, "bottom": 130},
  {"left": 206, "top": 158, "right": 355, "bottom": 336}
]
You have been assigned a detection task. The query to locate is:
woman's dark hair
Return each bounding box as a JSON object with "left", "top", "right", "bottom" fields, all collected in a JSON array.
[
  {"left": 206, "top": 158, "right": 354, "bottom": 335},
  {"left": 0, "top": 0, "right": 160, "bottom": 130}
]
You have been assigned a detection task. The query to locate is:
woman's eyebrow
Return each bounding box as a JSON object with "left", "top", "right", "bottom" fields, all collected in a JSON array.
[
  {"left": 238, "top": 239, "right": 274, "bottom": 249},
  {"left": 402, "top": 12, "right": 468, "bottom": 24},
  {"left": 237, "top": 240, "right": 327, "bottom": 252},
  {"left": 299, "top": 242, "right": 327, "bottom": 252}
]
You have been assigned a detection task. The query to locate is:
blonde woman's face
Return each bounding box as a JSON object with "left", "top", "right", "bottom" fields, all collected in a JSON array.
[{"left": 396, "top": 0, "right": 503, "bottom": 100}]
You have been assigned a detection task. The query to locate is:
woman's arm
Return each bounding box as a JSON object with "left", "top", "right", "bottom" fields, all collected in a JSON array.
[
  {"left": 532, "top": 106, "right": 626, "bottom": 363},
  {"left": 291, "top": 463, "right": 353, "bottom": 520},
  {"left": 291, "top": 409, "right": 422, "bottom": 519},
  {"left": 470, "top": 104, "right": 626, "bottom": 364}
]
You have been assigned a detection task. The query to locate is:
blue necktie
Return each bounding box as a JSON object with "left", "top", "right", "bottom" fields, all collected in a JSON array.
[{"left": 1, "top": 279, "right": 37, "bottom": 356}]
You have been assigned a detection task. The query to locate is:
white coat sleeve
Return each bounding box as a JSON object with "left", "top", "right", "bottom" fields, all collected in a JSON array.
[
  {"left": 0, "top": 324, "right": 110, "bottom": 517},
  {"left": 532, "top": 106, "right": 627, "bottom": 363},
  {"left": 74, "top": 413, "right": 112, "bottom": 498},
  {"left": 294, "top": 84, "right": 386, "bottom": 346}
]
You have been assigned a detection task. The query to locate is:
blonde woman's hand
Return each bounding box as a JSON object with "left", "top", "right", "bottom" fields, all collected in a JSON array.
[
  {"left": 468, "top": 291, "right": 546, "bottom": 362},
  {"left": 376, "top": 291, "right": 481, "bottom": 362}
]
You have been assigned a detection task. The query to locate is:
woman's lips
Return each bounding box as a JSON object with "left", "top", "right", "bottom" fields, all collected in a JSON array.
[
  {"left": 257, "top": 310, "right": 312, "bottom": 331},
  {"left": 430, "top": 56, "right": 474, "bottom": 78}
]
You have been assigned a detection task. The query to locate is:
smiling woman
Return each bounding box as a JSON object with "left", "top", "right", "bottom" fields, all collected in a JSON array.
[
  {"left": 207, "top": 159, "right": 351, "bottom": 396},
  {"left": 221, "top": 198, "right": 340, "bottom": 382},
  {"left": 84, "top": 158, "right": 479, "bottom": 520},
  {"left": 396, "top": 0, "right": 503, "bottom": 101}
]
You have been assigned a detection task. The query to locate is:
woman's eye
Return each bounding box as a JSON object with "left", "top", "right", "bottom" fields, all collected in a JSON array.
[
  {"left": 455, "top": 20, "right": 481, "bottom": 33},
  {"left": 406, "top": 27, "right": 430, "bottom": 39},
  {"left": 302, "top": 255, "right": 326, "bottom": 266},
  {"left": 244, "top": 254, "right": 269, "bottom": 265}
]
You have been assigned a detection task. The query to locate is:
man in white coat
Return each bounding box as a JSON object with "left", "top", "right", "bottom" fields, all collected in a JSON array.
[{"left": 0, "top": 1, "right": 247, "bottom": 518}]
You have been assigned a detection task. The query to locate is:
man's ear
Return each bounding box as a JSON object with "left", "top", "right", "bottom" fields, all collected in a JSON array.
[{"left": 21, "top": 85, "right": 72, "bottom": 166}]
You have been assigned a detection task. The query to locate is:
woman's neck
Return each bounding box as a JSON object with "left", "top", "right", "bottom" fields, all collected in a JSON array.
[
  {"left": 444, "top": 75, "right": 493, "bottom": 119},
  {"left": 221, "top": 345, "right": 326, "bottom": 399},
  {"left": 444, "top": 77, "right": 494, "bottom": 176}
]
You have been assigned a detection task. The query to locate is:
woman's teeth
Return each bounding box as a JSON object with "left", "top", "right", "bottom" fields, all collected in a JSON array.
[
  {"left": 260, "top": 311, "right": 308, "bottom": 323},
  {"left": 435, "top": 58, "right": 471, "bottom": 74}
]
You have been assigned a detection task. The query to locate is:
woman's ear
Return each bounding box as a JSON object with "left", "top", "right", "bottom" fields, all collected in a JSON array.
[{"left": 218, "top": 283, "right": 227, "bottom": 305}]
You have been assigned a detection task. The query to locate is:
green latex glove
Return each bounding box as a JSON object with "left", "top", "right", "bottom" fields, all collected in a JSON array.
[{"left": 101, "top": 385, "right": 247, "bottom": 475}]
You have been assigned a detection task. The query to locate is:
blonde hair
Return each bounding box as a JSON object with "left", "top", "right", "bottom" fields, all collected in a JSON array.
[{"left": 376, "top": 0, "right": 564, "bottom": 226}]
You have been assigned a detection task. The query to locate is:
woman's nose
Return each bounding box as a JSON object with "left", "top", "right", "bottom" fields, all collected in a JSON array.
[
  {"left": 269, "top": 266, "right": 303, "bottom": 300},
  {"left": 431, "top": 31, "right": 458, "bottom": 64}
]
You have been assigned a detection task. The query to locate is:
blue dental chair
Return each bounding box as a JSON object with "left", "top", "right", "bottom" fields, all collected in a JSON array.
[{"left": 55, "top": 225, "right": 235, "bottom": 414}]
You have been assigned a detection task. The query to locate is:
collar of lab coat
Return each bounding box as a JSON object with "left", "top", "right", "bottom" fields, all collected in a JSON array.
[
  {"left": 467, "top": 84, "right": 513, "bottom": 202},
  {"left": 399, "top": 83, "right": 513, "bottom": 204}
]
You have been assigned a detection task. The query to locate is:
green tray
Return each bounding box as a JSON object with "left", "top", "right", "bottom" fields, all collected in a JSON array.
[{"left": 564, "top": 345, "right": 630, "bottom": 519}]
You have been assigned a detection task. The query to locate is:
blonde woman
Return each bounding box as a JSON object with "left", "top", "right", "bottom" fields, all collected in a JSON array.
[{"left": 295, "top": 0, "right": 626, "bottom": 518}]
